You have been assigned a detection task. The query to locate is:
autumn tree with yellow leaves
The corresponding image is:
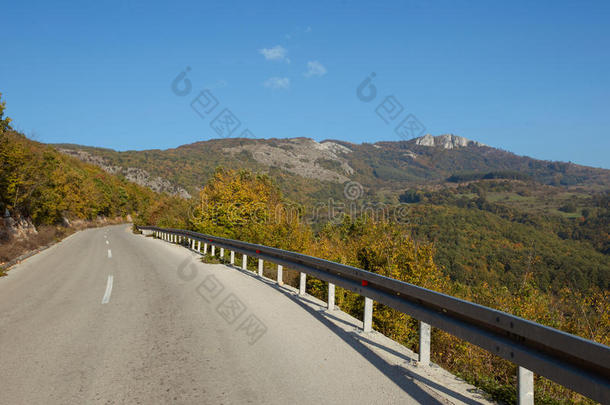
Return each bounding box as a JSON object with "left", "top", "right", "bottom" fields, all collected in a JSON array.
[{"left": 190, "top": 167, "right": 312, "bottom": 252}]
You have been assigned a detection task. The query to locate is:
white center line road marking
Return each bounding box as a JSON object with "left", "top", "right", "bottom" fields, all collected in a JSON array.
[
  {"left": 106, "top": 240, "right": 109, "bottom": 245},
  {"left": 107, "top": 249, "right": 112, "bottom": 258},
  {"left": 101, "top": 275, "right": 114, "bottom": 304}
]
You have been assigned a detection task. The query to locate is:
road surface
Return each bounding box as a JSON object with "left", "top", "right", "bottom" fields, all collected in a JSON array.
[{"left": 0, "top": 225, "right": 492, "bottom": 404}]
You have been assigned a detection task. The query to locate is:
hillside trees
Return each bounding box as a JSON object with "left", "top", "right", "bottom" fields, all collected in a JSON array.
[
  {"left": 0, "top": 128, "right": 184, "bottom": 226},
  {"left": 190, "top": 167, "right": 312, "bottom": 252},
  {"left": 0, "top": 93, "right": 11, "bottom": 132}
]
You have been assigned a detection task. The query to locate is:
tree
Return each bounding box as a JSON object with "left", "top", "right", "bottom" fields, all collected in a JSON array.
[
  {"left": 399, "top": 188, "right": 422, "bottom": 203},
  {"left": 190, "top": 167, "right": 312, "bottom": 251},
  {"left": 0, "top": 93, "right": 12, "bottom": 133}
]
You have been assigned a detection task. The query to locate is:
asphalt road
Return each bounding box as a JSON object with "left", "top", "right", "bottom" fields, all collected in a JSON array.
[{"left": 0, "top": 225, "right": 492, "bottom": 404}]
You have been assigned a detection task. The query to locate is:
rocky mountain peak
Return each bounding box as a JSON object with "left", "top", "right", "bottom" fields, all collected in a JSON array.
[{"left": 414, "top": 134, "right": 486, "bottom": 149}]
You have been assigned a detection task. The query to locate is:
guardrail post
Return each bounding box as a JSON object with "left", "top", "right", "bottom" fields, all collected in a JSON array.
[
  {"left": 197, "top": 241, "right": 201, "bottom": 251},
  {"left": 230, "top": 251, "right": 235, "bottom": 264},
  {"left": 203, "top": 243, "right": 208, "bottom": 254},
  {"left": 419, "top": 321, "right": 431, "bottom": 366},
  {"left": 277, "top": 265, "right": 283, "bottom": 285},
  {"left": 242, "top": 254, "right": 247, "bottom": 270},
  {"left": 211, "top": 245, "right": 215, "bottom": 256},
  {"left": 328, "top": 283, "right": 335, "bottom": 310},
  {"left": 363, "top": 297, "right": 373, "bottom": 332},
  {"left": 220, "top": 248, "right": 224, "bottom": 258},
  {"left": 192, "top": 239, "right": 196, "bottom": 250},
  {"left": 518, "top": 367, "right": 534, "bottom": 405},
  {"left": 299, "top": 273, "right": 306, "bottom": 295},
  {"left": 258, "top": 259, "right": 263, "bottom": 277}
]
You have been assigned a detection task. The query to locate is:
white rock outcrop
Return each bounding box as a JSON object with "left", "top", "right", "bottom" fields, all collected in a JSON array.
[
  {"left": 414, "top": 134, "right": 486, "bottom": 149},
  {"left": 223, "top": 138, "right": 354, "bottom": 183}
]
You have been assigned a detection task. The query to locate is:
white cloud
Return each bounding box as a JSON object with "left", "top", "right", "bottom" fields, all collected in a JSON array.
[
  {"left": 259, "top": 45, "right": 290, "bottom": 63},
  {"left": 304, "top": 60, "right": 327, "bottom": 77},
  {"left": 263, "top": 77, "right": 291, "bottom": 90}
]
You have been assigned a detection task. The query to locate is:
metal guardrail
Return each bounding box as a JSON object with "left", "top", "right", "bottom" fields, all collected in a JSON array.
[{"left": 137, "top": 225, "right": 610, "bottom": 404}]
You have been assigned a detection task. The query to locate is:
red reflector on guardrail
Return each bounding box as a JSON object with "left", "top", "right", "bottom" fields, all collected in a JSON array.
[
  {"left": 362, "top": 280, "right": 368, "bottom": 286},
  {"left": 256, "top": 249, "right": 261, "bottom": 254}
]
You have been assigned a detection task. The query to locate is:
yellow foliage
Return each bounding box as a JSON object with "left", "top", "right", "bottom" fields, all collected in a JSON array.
[{"left": 191, "top": 167, "right": 312, "bottom": 252}]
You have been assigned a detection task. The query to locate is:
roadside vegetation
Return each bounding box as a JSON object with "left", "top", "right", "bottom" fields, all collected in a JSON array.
[
  {"left": 171, "top": 168, "right": 607, "bottom": 404},
  {"left": 0, "top": 94, "right": 185, "bottom": 270}
]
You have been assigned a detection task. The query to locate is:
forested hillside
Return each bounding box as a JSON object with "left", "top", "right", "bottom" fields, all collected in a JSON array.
[{"left": 0, "top": 94, "right": 187, "bottom": 268}]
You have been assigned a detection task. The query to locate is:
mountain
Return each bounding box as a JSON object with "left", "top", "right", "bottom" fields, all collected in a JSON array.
[{"left": 56, "top": 134, "right": 610, "bottom": 204}]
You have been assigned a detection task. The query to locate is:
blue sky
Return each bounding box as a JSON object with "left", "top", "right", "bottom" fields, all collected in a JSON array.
[{"left": 2, "top": 0, "right": 609, "bottom": 168}]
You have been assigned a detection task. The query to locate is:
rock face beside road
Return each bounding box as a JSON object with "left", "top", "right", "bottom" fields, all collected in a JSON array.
[{"left": 0, "top": 215, "right": 37, "bottom": 240}]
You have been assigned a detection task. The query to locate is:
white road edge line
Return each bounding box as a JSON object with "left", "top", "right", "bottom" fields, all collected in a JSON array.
[
  {"left": 107, "top": 249, "right": 112, "bottom": 258},
  {"left": 102, "top": 275, "right": 114, "bottom": 304}
]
